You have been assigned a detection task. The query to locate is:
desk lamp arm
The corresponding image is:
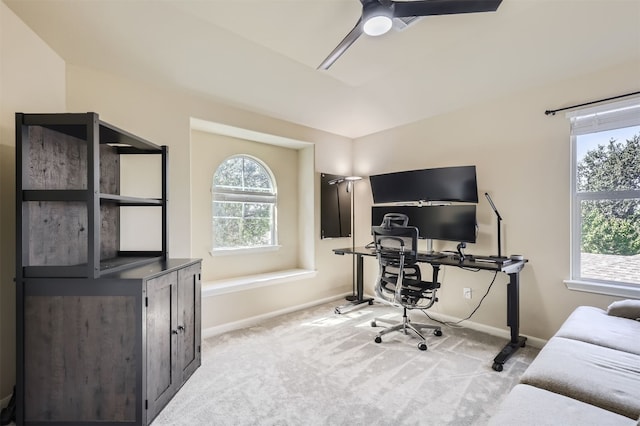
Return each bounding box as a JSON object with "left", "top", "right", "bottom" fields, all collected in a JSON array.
[{"left": 485, "top": 192, "right": 504, "bottom": 258}]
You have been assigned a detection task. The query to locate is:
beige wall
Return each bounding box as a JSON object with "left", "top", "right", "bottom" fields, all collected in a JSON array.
[
  {"left": 0, "top": 1, "right": 66, "bottom": 402},
  {"left": 353, "top": 59, "right": 640, "bottom": 341}
]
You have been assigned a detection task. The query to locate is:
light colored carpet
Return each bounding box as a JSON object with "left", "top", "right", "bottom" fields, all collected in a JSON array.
[{"left": 151, "top": 301, "right": 539, "bottom": 426}]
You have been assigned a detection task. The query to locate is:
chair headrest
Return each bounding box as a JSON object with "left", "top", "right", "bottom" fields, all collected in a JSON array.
[{"left": 381, "top": 213, "right": 409, "bottom": 228}]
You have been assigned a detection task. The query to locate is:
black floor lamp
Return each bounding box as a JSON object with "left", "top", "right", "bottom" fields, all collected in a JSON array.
[{"left": 345, "top": 176, "right": 362, "bottom": 301}]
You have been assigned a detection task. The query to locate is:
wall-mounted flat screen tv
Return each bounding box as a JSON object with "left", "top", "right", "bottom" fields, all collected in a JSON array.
[
  {"left": 371, "top": 204, "right": 477, "bottom": 243},
  {"left": 320, "top": 173, "right": 351, "bottom": 238},
  {"left": 369, "top": 165, "right": 478, "bottom": 204}
]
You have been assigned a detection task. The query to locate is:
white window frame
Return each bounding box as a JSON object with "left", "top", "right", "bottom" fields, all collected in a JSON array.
[
  {"left": 564, "top": 97, "right": 640, "bottom": 298},
  {"left": 211, "top": 155, "right": 278, "bottom": 255}
]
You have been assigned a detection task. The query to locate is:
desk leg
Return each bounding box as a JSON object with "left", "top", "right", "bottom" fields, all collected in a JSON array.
[
  {"left": 335, "top": 254, "right": 374, "bottom": 314},
  {"left": 492, "top": 271, "right": 527, "bottom": 371}
]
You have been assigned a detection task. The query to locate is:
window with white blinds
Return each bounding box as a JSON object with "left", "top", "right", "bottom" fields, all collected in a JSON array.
[
  {"left": 211, "top": 155, "right": 278, "bottom": 253},
  {"left": 565, "top": 97, "right": 640, "bottom": 298}
]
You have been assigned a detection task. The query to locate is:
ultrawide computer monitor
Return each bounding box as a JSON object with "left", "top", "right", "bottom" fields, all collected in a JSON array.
[{"left": 371, "top": 204, "right": 477, "bottom": 243}]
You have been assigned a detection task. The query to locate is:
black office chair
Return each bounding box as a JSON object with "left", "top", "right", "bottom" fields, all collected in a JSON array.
[{"left": 371, "top": 215, "right": 442, "bottom": 351}]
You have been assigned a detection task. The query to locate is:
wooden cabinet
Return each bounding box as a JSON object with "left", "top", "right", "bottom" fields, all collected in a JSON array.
[
  {"left": 20, "top": 260, "right": 201, "bottom": 425},
  {"left": 15, "top": 113, "right": 201, "bottom": 425}
]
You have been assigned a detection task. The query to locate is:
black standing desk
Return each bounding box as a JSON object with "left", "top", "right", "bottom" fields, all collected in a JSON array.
[{"left": 333, "top": 246, "right": 528, "bottom": 371}]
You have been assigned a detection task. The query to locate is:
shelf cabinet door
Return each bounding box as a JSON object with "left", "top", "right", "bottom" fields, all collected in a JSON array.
[
  {"left": 22, "top": 291, "right": 138, "bottom": 423},
  {"left": 177, "top": 263, "right": 201, "bottom": 382},
  {"left": 145, "top": 271, "right": 178, "bottom": 422}
]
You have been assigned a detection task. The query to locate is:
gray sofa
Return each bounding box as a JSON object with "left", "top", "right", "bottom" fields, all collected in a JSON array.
[{"left": 490, "top": 300, "right": 640, "bottom": 426}]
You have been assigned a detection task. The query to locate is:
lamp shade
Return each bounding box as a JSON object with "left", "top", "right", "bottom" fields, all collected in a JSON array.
[
  {"left": 345, "top": 176, "right": 362, "bottom": 193},
  {"left": 362, "top": 2, "right": 394, "bottom": 36},
  {"left": 363, "top": 15, "right": 393, "bottom": 36}
]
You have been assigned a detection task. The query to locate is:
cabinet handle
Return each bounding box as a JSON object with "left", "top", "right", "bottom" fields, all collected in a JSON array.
[
  {"left": 178, "top": 325, "right": 185, "bottom": 332},
  {"left": 172, "top": 329, "right": 179, "bottom": 335}
]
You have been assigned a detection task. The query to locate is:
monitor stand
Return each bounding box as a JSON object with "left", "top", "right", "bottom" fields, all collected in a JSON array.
[{"left": 425, "top": 238, "right": 434, "bottom": 254}]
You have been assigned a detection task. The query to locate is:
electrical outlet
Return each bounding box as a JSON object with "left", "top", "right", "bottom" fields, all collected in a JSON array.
[{"left": 463, "top": 288, "right": 472, "bottom": 299}]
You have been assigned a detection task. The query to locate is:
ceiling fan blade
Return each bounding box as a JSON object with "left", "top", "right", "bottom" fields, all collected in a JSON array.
[
  {"left": 393, "top": 0, "right": 502, "bottom": 17},
  {"left": 318, "top": 18, "right": 364, "bottom": 70}
]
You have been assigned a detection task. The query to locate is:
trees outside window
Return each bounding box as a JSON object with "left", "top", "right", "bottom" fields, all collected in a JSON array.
[
  {"left": 578, "top": 133, "right": 640, "bottom": 257},
  {"left": 212, "top": 155, "right": 277, "bottom": 251}
]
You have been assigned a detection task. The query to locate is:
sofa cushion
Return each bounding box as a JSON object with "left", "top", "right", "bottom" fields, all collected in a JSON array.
[
  {"left": 520, "top": 337, "right": 640, "bottom": 419},
  {"left": 488, "top": 384, "right": 637, "bottom": 426},
  {"left": 608, "top": 299, "right": 640, "bottom": 320},
  {"left": 554, "top": 306, "right": 640, "bottom": 355}
]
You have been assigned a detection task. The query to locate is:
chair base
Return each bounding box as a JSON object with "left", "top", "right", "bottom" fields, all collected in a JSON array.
[{"left": 371, "top": 307, "right": 442, "bottom": 350}]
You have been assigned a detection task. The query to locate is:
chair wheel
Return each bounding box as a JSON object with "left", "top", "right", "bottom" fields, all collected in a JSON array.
[
  {"left": 374, "top": 336, "right": 382, "bottom": 344},
  {"left": 492, "top": 362, "right": 504, "bottom": 372},
  {"left": 418, "top": 342, "right": 427, "bottom": 351},
  {"left": 371, "top": 321, "right": 377, "bottom": 327},
  {"left": 434, "top": 329, "right": 442, "bottom": 337},
  {"left": 368, "top": 300, "right": 374, "bottom": 305}
]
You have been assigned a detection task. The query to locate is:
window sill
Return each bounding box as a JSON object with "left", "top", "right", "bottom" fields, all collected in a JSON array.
[
  {"left": 202, "top": 268, "right": 317, "bottom": 298},
  {"left": 564, "top": 279, "right": 640, "bottom": 299},
  {"left": 210, "top": 245, "right": 281, "bottom": 256}
]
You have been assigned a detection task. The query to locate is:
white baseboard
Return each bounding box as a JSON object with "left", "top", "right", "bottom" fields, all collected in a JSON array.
[
  {"left": 202, "top": 293, "right": 350, "bottom": 339},
  {"left": 367, "top": 294, "right": 548, "bottom": 349}
]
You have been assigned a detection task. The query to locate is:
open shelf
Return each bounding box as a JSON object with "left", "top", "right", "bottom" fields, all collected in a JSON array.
[
  {"left": 16, "top": 112, "right": 168, "bottom": 279},
  {"left": 100, "top": 193, "right": 163, "bottom": 206},
  {"left": 22, "top": 256, "right": 163, "bottom": 278},
  {"left": 100, "top": 255, "right": 164, "bottom": 274},
  {"left": 21, "top": 112, "right": 163, "bottom": 152}
]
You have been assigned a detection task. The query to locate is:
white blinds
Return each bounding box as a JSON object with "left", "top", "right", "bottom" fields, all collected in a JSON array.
[{"left": 567, "top": 96, "right": 640, "bottom": 135}]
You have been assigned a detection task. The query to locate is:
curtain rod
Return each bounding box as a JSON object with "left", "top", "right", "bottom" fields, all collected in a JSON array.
[{"left": 544, "top": 91, "right": 640, "bottom": 116}]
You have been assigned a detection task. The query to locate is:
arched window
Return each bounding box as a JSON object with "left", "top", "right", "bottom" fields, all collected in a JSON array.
[{"left": 212, "top": 155, "right": 277, "bottom": 252}]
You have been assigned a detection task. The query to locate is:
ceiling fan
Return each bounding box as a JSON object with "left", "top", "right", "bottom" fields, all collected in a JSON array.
[{"left": 318, "top": 0, "right": 503, "bottom": 70}]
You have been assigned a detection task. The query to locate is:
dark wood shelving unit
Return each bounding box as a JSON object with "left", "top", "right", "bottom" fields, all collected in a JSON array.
[
  {"left": 15, "top": 112, "right": 201, "bottom": 426},
  {"left": 17, "top": 112, "right": 168, "bottom": 279}
]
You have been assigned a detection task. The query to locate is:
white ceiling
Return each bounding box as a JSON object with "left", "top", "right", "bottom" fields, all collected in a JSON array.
[{"left": 5, "top": 0, "right": 640, "bottom": 139}]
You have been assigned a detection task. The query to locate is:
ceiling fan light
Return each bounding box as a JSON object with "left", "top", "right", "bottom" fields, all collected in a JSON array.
[{"left": 363, "top": 15, "right": 393, "bottom": 36}]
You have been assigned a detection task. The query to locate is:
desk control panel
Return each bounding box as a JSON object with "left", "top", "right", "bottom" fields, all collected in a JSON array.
[
  {"left": 467, "top": 255, "right": 514, "bottom": 265},
  {"left": 473, "top": 257, "right": 500, "bottom": 264}
]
